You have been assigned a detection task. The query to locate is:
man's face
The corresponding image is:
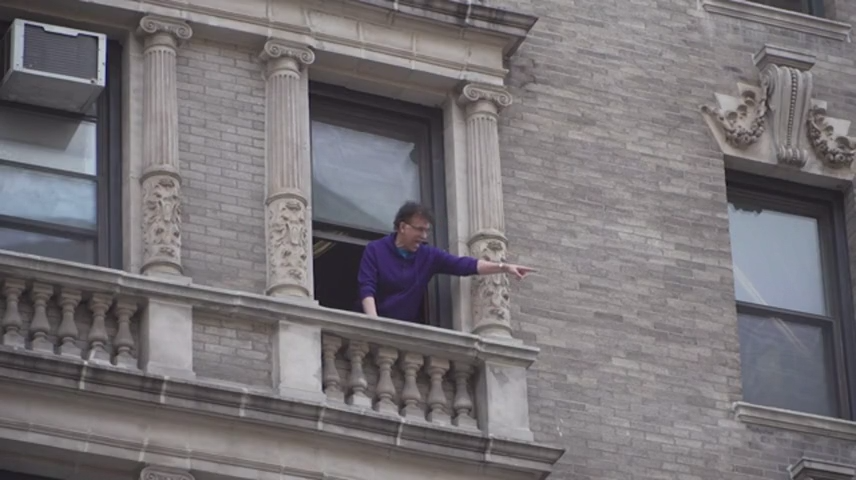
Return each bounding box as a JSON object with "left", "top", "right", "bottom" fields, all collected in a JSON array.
[{"left": 398, "top": 214, "right": 431, "bottom": 252}]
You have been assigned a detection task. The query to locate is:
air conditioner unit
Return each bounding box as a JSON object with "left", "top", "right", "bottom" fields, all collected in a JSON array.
[{"left": 0, "top": 19, "right": 106, "bottom": 114}]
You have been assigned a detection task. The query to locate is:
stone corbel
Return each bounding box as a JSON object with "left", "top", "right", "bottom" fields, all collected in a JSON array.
[
  {"left": 700, "top": 44, "right": 856, "bottom": 179},
  {"left": 788, "top": 457, "right": 855, "bottom": 480}
]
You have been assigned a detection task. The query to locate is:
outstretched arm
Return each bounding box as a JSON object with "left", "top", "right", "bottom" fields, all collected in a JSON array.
[
  {"left": 477, "top": 260, "right": 536, "bottom": 280},
  {"left": 357, "top": 246, "right": 379, "bottom": 317}
]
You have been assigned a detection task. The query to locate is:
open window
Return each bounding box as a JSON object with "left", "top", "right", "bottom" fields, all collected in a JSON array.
[{"left": 309, "top": 83, "right": 451, "bottom": 327}]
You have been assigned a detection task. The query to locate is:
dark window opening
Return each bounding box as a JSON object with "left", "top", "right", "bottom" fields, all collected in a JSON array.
[
  {"left": 726, "top": 171, "right": 855, "bottom": 419},
  {"left": 748, "top": 0, "right": 825, "bottom": 17},
  {"left": 309, "top": 83, "right": 449, "bottom": 327},
  {"left": 0, "top": 20, "right": 122, "bottom": 268}
]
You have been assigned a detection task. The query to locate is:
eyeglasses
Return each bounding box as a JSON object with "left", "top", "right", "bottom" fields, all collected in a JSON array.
[{"left": 405, "top": 222, "right": 431, "bottom": 235}]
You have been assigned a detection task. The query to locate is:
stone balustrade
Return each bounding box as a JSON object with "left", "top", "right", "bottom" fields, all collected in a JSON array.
[{"left": 0, "top": 249, "right": 538, "bottom": 441}]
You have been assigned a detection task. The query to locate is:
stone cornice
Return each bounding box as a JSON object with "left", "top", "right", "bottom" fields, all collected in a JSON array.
[
  {"left": 0, "top": 250, "right": 539, "bottom": 367},
  {"left": 701, "top": 0, "right": 851, "bottom": 42},
  {"left": 733, "top": 401, "right": 856, "bottom": 441},
  {"left": 0, "top": 349, "right": 565, "bottom": 477}
]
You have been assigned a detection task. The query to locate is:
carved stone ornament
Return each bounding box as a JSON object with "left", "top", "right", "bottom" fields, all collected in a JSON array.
[
  {"left": 260, "top": 39, "right": 316, "bottom": 67},
  {"left": 138, "top": 15, "right": 193, "bottom": 42},
  {"left": 807, "top": 105, "right": 856, "bottom": 170},
  {"left": 700, "top": 89, "right": 767, "bottom": 149},
  {"left": 469, "top": 234, "right": 511, "bottom": 336},
  {"left": 141, "top": 173, "right": 182, "bottom": 272},
  {"left": 760, "top": 64, "right": 813, "bottom": 168},
  {"left": 267, "top": 195, "right": 309, "bottom": 296},
  {"left": 140, "top": 466, "right": 195, "bottom": 480},
  {"left": 460, "top": 83, "right": 513, "bottom": 110}
]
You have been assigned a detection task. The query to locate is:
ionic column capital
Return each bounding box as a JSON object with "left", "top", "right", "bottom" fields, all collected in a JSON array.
[
  {"left": 260, "top": 39, "right": 315, "bottom": 76},
  {"left": 459, "top": 83, "right": 513, "bottom": 114},
  {"left": 137, "top": 16, "right": 193, "bottom": 49}
]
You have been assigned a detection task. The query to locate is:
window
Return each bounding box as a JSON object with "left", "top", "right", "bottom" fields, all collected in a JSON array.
[
  {"left": 309, "top": 83, "right": 450, "bottom": 327},
  {"left": 0, "top": 24, "right": 121, "bottom": 268},
  {"left": 726, "top": 172, "right": 854, "bottom": 419},
  {"left": 748, "top": 0, "right": 825, "bottom": 16}
]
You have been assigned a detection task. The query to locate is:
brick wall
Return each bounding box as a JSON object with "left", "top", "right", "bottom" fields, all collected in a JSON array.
[
  {"left": 192, "top": 314, "right": 272, "bottom": 388},
  {"left": 176, "top": 39, "right": 268, "bottom": 295},
  {"left": 490, "top": 0, "right": 856, "bottom": 478}
]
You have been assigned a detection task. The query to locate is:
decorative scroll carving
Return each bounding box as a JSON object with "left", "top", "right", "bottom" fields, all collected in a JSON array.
[
  {"left": 260, "top": 39, "right": 316, "bottom": 66},
  {"left": 140, "top": 466, "right": 195, "bottom": 480},
  {"left": 266, "top": 196, "right": 309, "bottom": 296},
  {"left": 701, "top": 89, "right": 767, "bottom": 149},
  {"left": 760, "top": 64, "right": 813, "bottom": 168},
  {"left": 807, "top": 105, "right": 856, "bottom": 170},
  {"left": 460, "top": 83, "right": 513, "bottom": 110},
  {"left": 142, "top": 175, "right": 182, "bottom": 272},
  {"left": 138, "top": 16, "right": 193, "bottom": 42},
  {"left": 469, "top": 234, "right": 511, "bottom": 336}
]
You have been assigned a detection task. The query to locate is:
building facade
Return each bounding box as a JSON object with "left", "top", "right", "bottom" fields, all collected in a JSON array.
[{"left": 0, "top": 0, "right": 855, "bottom": 479}]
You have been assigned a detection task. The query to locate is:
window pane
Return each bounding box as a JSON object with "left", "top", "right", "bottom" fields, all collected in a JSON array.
[
  {"left": 728, "top": 202, "right": 827, "bottom": 315},
  {"left": 0, "top": 227, "right": 95, "bottom": 264},
  {"left": 0, "top": 164, "right": 97, "bottom": 229},
  {"left": 748, "top": 0, "right": 808, "bottom": 13},
  {"left": 0, "top": 106, "right": 97, "bottom": 175},
  {"left": 738, "top": 313, "right": 837, "bottom": 416},
  {"left": 311, "top": 120, "right": 420, "bottom": 233}
]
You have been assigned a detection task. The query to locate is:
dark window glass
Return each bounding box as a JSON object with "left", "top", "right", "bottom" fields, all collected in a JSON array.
[
  {"left": 727, "top": 173, "right": 854, "bottom": 419},
  {"left": 747, "top": 0, "right": 825, "bottom": 16}
]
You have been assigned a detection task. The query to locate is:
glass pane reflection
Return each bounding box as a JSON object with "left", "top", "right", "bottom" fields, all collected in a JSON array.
[
  {"left": 0, "top": 164, "right": 97, "bottom": 230},
  {"left": 0, "top": 106, "right": 97, "bottom": 175},
  {"left": 311, "top": 120, "right": 420, "bottom": 233},
  {"left": 0, "top": 227, "right": 95, "bottom": 264},
  {"left": 728, "top": 202, "right": 827, "bottom": 315}
]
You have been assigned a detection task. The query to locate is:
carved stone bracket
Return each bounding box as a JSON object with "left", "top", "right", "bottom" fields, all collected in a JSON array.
[
  {"left": 789, "top": 457, "right": 856, "bottom": 480},
  {"left": 140, "top": 465, "right": 195, "bottom": 480},
  {"left": 807, "top": 105, "right": 856, "bottom": 169},
  {"left": 468, "top": 231, "right": 511, "bottom": 338},
  {"left": 266, "top": 192, "right": 310, "bottom": 297},
  {"left": 700, "top": 89, "right": 767, "bottom": 149}
]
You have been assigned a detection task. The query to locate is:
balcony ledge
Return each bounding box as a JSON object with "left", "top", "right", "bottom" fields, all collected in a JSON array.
[
  {"left": 733, "top": 401, "right": 856, "bottom": 441},
  {"left": 0, "top": 348, "right": 564, "bottom": 477}
]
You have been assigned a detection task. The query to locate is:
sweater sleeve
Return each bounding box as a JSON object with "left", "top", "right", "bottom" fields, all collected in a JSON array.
[
  {"left": 432, "top": 248, "right": 479, "bottom": 276},
  {"left": 358, "top": 244, "right": 379, "bottom": 300}
]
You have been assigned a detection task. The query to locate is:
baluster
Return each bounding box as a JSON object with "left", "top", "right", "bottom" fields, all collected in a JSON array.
[
  {"left": 322, "top": 335, "right": 344, "bottom": 402},
  {"left": 57, "top": 289, "right": 82, "bottom": 357},
  {"left": 86, "top": 294, "right": 113, "bottom": 364},
  {"left": 29, "top": 283, "right": 55, "bottom": 352},
  {"left": 452, "top": 362, "right": 477, "bottom": 428},
  {"left": 374, "top": 346, "right": 398, "bottom": 414},
  {"left": 346, "top": 340, "right": 371, "bottom": 408},
  {"left": 400, "top": 352, "right": 424, "bottom": 419},
  {"left": 426, "top": 356, "right": 451, "bottom": 424},
  {"left": 1, "top": 279, "right": 26, "bottom": 348},
  {"left": 113, "top": 299, "right": 138, "bottom": 367}
]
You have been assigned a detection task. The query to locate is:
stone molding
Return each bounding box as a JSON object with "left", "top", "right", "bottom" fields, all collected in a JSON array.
[
  {"left": 789, "top": 458, "right": 856, "bottom": 480},
  {"left": 140, "top": 466, "right": 195, "bottom": 480},
  {"left": 700, "top": 44, "right": 856, "bottom": 181},
  {"left": 701, "top": 0, "right": 852, "bottom": 42},
  {"left": 733, "top": 401, "right": 856, "bottom": 442}
]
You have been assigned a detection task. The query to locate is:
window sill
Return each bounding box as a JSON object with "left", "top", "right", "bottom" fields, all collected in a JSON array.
[
  {"left": 702, "top": 0, "right": 852, "bottom": 42},
  {"left": 733, "top": 401, "right": 856, "bottom": 440}
]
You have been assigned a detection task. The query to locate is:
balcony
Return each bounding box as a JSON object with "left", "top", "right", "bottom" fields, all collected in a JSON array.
[{"left": 0, "top": 250, "right": 563, "bottom": 479}]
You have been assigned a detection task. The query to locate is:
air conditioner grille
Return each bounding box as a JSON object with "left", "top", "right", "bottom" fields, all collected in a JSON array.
[{"left": 23, "top": 24, "right": 98, "bottom": 80}]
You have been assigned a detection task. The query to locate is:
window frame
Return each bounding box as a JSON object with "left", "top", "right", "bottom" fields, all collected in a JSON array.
[
  {"left": 0, "top": 21, "right": 122, "bottom": 268},
  {"left": 308, "top": 82, "right": 452, "bottom": 328},
  {"left": 749, "top": 0, "right": 826, "bottom": 16},
  {"left": 726, "top": 171, "right": 855, "bottom": 420}
]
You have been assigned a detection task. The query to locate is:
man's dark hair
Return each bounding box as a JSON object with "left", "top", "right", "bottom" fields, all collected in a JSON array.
[{"left": 393, "top": 201, "right": 434, "bottom": 230}]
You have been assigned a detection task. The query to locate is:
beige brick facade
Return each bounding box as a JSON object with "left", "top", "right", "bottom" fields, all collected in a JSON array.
[{"left": 0, "top": 1, "right": 854, "bottom": 479}]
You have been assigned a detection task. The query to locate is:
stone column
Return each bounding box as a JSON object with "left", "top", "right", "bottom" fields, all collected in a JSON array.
[
  {"left": 137, "top": 16, "right": 192, "bottom": 277},
  {"left": 259, "top": 40, "right": 315, "bottom": 298},
  {"left": 458, "top": 83, "right": 513, "bottom": 338}
]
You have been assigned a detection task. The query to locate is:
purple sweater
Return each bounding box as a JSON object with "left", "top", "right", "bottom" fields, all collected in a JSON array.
[{"left": 358, "top": 233, "right": 479, "bottom": 322}]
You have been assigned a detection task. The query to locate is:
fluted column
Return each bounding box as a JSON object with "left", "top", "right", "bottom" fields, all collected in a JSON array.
[
  {"left": 137, "top": 16, "right": 192, "bottom": 277},
  {"left": 459, "top": 83, "right": 514, "bottom": 338},
  {"left": 259, "top": 40, "right": 315, "bottom": 298}
]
